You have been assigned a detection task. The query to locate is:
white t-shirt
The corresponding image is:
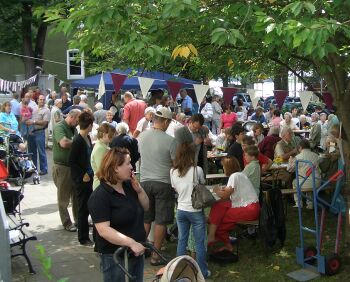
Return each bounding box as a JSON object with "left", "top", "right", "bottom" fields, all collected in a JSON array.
[
  {"left": 170, "top": 166, "right": 205, "bottom": 212},
  {"left": 136, "top": 117, "right": 151, "bottom": 133},
  {"left": 227, "top": 172, "right": 258, "bottom": 208},
  {"left": 166, "top": 119, "right": 183, "bottom": 137}
]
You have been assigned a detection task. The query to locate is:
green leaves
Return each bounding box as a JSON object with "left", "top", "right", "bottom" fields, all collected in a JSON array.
[
  {"left": 211, "top": 27, "right": 244, "bottom": 46},
  {"left": 281, "top": 1, "right": 316, "bottom": 16}
]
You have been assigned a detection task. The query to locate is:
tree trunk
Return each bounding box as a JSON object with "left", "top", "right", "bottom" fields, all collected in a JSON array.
[
  {"left": 274, "top": 66, "right": 289, "bottom": 91},
  {"left": 34, "top": 23, "right": 48, "bottom": 69},
  {"left": 22, "top": 2, "right": 35, "bottom": 78},
  {"left": 222, "top": 76, "right": 229, "bottom": 87}
]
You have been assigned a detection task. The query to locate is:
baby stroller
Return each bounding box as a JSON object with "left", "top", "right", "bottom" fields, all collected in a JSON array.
[
  {"left": 0, "top": 134, "right": 40, "bottom": 186},
  {"left": 0, "top": 159, "right": 24, "bottom": 220},
  {"left": 113, "top": 243, "right": 205, "bottom": 282}
]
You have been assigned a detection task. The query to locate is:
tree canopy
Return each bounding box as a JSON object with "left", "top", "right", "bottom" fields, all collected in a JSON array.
[{"left": 0, "top": 0, "right": 62, "bottom": 77}]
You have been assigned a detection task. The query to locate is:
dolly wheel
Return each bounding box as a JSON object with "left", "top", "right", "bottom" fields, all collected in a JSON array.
[
  {"left": 325, "top": 254, "right": 341, "bottom": 275},
  {"left": 304, "top": 246, "right": 317, "bottom": 258}
]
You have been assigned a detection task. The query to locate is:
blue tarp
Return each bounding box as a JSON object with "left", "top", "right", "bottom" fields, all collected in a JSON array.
[
  {"left": 71, "top": 68, "right": 198, "bottom": 91},
  {"left": 71, "top": 68, "right": 199, "bottom": 109}
]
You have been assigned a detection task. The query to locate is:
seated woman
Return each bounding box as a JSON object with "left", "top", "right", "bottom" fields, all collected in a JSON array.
[
  {"left": 247, "top": 123, "right": 264, "bottom": 145},
  {"left": 207, "top": 156, "right": 260, "bottom": 252},
  {"left": 170, "top": 138, "right": 210, "bottom": 278},
  {"left": 0, "top": 101, "right": 20, "bottom": 136},
  {"left": 88, "top": 147, "right": 149, "bottom": 281}
]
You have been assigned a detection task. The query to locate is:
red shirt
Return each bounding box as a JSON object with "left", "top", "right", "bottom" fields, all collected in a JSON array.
[
  {"left": 123, "top": 99, "right": 147, "bottom": 133},
  {"left": 243, "top": 152, "right": 270, "bottom": 168},
  {"left": 221, "top": 112, "right": 237, "bottom": 129}
]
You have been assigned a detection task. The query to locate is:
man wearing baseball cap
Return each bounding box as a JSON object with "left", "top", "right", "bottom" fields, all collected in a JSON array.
[{"left": 138, "top": 107, "right": 177, "bottom": 265}]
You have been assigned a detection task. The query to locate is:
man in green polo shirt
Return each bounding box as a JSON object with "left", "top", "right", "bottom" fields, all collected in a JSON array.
[{"left": 52, "top": 109, "right": 81, "bottom": 232}]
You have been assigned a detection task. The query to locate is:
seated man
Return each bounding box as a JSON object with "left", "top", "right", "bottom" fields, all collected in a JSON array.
[
  {"left": 309, "top": 113, "right": 321, "bottom": 150},
  {"left": 287, "top": 139, "right": 320, "bottom": 209},
  {"left": 274, "top": 127, "right": 298, "bottom": 162}
]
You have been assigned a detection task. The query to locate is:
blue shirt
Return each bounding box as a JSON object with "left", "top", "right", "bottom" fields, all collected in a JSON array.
[
  {"left": 181, "top": 95, "right": 193, "bottom": 115},
  {"left": 0, "top": 112, "right": 20, "bottom": 136},
  {"left": 251, "top": 113, "right": 266, "bottom": 124},
  {"left": 10, "top": 99, "right": 21, "bottom": 116}
]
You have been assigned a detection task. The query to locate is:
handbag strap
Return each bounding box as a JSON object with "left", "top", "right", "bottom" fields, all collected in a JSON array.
[{"left": 193, "top": 164, "right": 199, "bottom": 185}]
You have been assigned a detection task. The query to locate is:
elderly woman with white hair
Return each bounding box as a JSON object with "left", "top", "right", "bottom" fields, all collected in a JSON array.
[
  {"left": 93, "top": 102, "right": 107, "bottom": 125},
  {"left": 279, "top": 112, "right": 299, "bottom": 135},
  {"left": 110, "top": 122, "right": 140, "bottom": 171},
  {"left": 133, "top": 106, "right": 156, "bottom": 138},
  {"left": 299, "top": 114, "right": 310, "bottom": 130}
]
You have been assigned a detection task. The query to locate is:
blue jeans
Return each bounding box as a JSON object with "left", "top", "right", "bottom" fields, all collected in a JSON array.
[
  {"left": 27, "top": 130, "right": 47, "bottom": 172},
  {"left": 176, "top": 209, "right": 208, "bottom": 278},
  {"left": 100, "top": 253, "right": 144, "bottom": 282}
]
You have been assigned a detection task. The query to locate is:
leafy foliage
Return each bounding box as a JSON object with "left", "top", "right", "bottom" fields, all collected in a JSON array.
[{"left": 43, "top": 1, "right": 350, "bottom": 89}]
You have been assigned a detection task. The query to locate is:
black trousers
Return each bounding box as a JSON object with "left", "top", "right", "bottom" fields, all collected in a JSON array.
[{"left": 75, "top": 179, "right": 93, "bottom": 243}]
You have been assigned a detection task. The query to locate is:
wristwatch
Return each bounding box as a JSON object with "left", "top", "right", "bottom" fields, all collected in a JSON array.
[{"left": 33, "top": 120, "right": 36, "bottom": 125}]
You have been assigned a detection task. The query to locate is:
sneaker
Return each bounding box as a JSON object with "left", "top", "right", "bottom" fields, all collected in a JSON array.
[
  {"left": 80, "top": 239, "right": 94, "bottom": 247},
  {"left": 206, "top": 270, "right": 211, "bottom": 278},
  {"left": 64, "top": 225, "right": 77, "bottom": 232},
  {"left": 39, "top": 171, "right": 48, "bottom": 175}
]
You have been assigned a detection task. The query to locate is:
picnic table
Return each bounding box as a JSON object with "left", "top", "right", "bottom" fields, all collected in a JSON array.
[
  {"left": 293, "top": 129, "right": 311, "bottom": 138},
  {"left": 262, "top": 162, "right": 289, "bottom": 184},
  {"left": 207, "top": 151, "right": 228, "bottom": 159}
]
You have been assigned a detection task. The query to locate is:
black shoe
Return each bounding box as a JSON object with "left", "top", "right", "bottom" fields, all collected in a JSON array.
[
  {"left": 80, "top": 239, "right": 94, "bottom": 247},
  {"left": 39, "top": 171, "right": 48, "bottom": 175}
]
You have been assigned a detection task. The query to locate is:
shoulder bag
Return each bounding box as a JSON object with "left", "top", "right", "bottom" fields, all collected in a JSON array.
[{"left": 191, "top": 166, "right": 216, "bottom": 209}]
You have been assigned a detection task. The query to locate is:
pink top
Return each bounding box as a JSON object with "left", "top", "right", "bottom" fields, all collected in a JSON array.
[
  {"left": 221, "top": 112, "right": 237, "bottom": 129},
  {"left": 270, "top": 116, "right": 282, "bottom": 128},
  {"left": 123, "top": 99, "right": 147, "bottom": 133},
  {"left": 20, "top": 106, "right": 32, "bottom": 120}
]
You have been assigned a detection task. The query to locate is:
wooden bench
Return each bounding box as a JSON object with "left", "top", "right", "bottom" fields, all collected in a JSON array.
[{"left": 7, "top": 214, "right": 37, "bottom": 274}]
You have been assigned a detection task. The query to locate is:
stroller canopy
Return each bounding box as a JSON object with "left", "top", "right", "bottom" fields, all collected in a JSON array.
[{"left": 160, "top": 255, "right": 205, "bottom": 282}]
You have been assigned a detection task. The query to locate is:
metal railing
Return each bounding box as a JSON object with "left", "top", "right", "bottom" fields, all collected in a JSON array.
[{"left": 0, "top": 193, "right": 11, "bottom": 282}]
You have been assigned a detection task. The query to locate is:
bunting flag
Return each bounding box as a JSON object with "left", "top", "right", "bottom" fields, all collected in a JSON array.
[
  {"left": 48, "top": 74, "right": 54, "bottom": 80},
  {"left": 323, "top": 92, "right": 333, "bottom": 111},
  {"left": 221, "top": 87, "right": 238, "bottom": 105},
  {"left": 138, "top": 77, "right": 155, "bottom": 98},
  {"left": 299, "top": 91, "right": 313, "bottom": 111},
  {"left": 0, "top": 74, "right": 37, "bottom": 92},
  {"left": 273, "top": 90, "right": 288, "bottom": 110},
  {"left": 193, "top": 84, "right": 209, "bottom": 103},
  {"left": 97, "top": 72, "right": 106, "bottom": 99},
  {"left": 110, "top": 72, "right": 127, "bottom": 93},
  {"left": 59, "top": 80, "right": 64, "bottom": 86},
  {"left": 166, "top": 80, "right": 183, "bottom": 100}
]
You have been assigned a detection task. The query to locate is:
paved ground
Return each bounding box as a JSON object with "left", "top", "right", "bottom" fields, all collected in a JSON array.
[{"left": 11, "top": 150, "right": 161, "bottom": 282}]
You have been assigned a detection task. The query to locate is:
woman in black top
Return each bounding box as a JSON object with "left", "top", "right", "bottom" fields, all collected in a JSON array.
[
  {"left": 69, "top": 111, "right": 95, "bottom": 246},
  {"left": 88, "top": 147, "right": 149, "bottom": 282}
]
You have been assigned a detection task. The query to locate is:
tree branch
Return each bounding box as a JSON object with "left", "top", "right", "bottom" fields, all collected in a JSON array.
[{"left": 269, "top": 56, "right": 314, "bottom": 90}]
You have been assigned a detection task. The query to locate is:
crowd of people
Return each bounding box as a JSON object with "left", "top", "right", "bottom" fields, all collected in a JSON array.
[{"left": 0, "top": 86, "right": 343, "bottom": 281}]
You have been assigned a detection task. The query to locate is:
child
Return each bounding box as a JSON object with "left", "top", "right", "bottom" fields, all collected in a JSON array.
[
  {"left": 20, "top": 100, "right": 34, "bottom": 140},
  {"left": 242, "top": 145, "right": 261, "bottom": 195},
  {"left": 102, "top": 110, "right": 117, "bottom": 128}
]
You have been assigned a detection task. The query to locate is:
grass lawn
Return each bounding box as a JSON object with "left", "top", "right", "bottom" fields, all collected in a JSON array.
[{"left": 165, "top": 204, "right": 350, "bottom": 282}]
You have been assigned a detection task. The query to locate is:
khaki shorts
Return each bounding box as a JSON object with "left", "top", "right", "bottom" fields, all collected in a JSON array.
[{"left": 141, "top": 181, "right": 175, "bottom": 225}]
